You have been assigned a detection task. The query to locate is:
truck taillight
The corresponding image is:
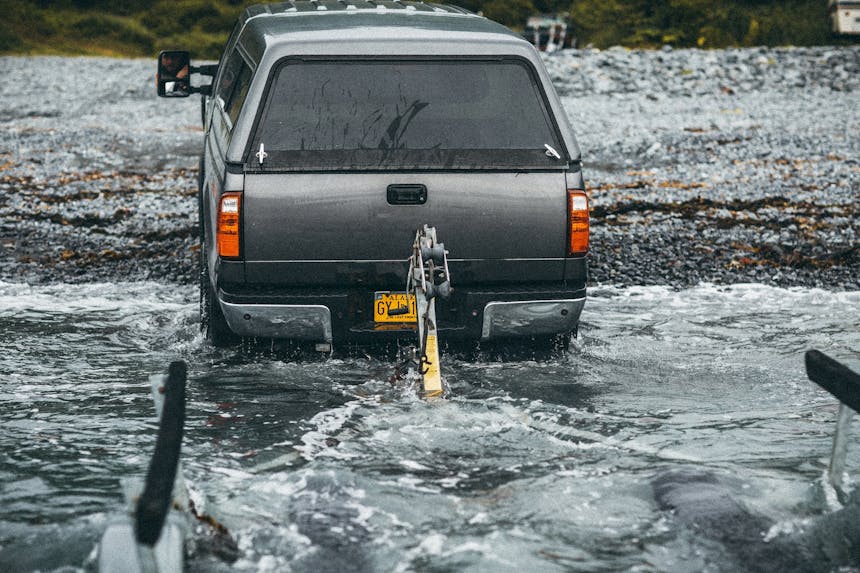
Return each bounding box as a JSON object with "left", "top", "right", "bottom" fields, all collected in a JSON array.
[
  {"left": 217, "top": 192, "right": 241, "bottom": 258},
  {"left": 567, "top": 190, "right": 589, "bottom": 256}
]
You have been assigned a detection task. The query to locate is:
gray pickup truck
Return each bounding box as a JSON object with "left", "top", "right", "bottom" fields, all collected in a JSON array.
[{"left": 157, "top": 1, "right": 589, "bottom": 349}]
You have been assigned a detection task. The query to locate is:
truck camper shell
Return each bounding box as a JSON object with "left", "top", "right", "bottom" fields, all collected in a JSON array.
[{"left": 219, "top": 2, "right": 581, "bottom": 166}]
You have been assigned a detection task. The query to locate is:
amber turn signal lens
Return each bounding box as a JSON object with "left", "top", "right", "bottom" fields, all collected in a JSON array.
[
  {"left": 567, "top": 190, "right": 589, "bottom": 256},
  {"left": 217, "top": 192, "right": 241, "bottom": 258}
]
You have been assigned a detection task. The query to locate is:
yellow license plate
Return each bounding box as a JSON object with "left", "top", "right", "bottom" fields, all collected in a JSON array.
[{"left": 374, "top": 292, "right": 417, "bottom": 323}]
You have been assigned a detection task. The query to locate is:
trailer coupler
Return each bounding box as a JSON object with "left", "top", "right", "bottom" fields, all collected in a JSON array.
[{"left": 391, "top": 225, "right": 451, "bottom": 398}]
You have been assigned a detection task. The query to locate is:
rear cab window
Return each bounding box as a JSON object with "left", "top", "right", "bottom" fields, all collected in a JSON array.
[
  {"left": 248, "top": 58, "right": 566, "bottom": 171},
  {"left": 216, "top": 50, "right": 253, "bottom": 133}
]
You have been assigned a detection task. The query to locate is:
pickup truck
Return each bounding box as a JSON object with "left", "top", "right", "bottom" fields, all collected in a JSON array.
[{"left": 156, "top": 1, "right": 589, "bottom": 349}]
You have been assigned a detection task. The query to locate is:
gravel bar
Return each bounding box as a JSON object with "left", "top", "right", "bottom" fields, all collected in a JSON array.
[{"left": 0, "top": 47, "right": 857, "bottom": 289}]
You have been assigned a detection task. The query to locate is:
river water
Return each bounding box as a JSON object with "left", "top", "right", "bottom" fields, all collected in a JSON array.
[{"left": 1, "top": 281, "right": 858, "bottom": 571}]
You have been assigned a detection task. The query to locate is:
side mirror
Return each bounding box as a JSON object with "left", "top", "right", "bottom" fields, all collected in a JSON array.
[{"left": 157, "top": 50, "right": 191, "bottom": 98}]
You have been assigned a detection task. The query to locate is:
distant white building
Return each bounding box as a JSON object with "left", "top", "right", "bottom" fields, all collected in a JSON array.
[
  {"left": 522, "top": 14, "right": 574, "bottom": 52},
  {"left": 829, "top": 0, "right": 860, "bottom": 34}
]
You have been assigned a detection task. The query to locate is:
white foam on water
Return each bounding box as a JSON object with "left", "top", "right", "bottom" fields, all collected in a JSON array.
[
  {"left": 581, "top": 283, "right": 859, "bottom": 378},
  {"left": 399, "top": 460, "right": 432, "bottom": 472},
  {"left": 0, "top": 281, "right": 192, "bottom": 314},
  {"left": 589, "top": 283, "right": 860, "bottom": 312},
  {"left": 296, "top": 400, "right": 362, "bottom": 461}
]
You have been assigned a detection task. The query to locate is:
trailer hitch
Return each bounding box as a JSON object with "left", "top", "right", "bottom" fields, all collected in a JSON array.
[{"left": 392, "top": 225, "right": 451, "bottom": 398}]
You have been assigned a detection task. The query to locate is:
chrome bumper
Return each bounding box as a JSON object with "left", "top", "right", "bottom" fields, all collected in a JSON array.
[
  {"left": 219, "top": 301, "right": 333, "bottom": 342},
  {"left": 219, "top": 297, "right": 584, "bottom": 343},
  {"left": 481, "top": 298, "right": 585, "bottom": 340}
]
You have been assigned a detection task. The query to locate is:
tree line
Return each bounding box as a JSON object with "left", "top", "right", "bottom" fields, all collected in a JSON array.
[{"left": 0, "top": 0, "right": 851, "bottom": 57}]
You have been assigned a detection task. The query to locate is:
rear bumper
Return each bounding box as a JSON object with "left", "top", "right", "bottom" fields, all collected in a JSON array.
[
  {"left": 217, "top": 284, "right": 586, "bottom": 343},
  {"left": 481, "top": 299, "right": 584, "bottom": 340},
  {"left": 220, "top": 302, "right": 333, "bottom": 341}
]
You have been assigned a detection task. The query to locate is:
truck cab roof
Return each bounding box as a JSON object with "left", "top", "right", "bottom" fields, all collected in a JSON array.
[{"left": 236, "top": 1, "right": 531, "bottom": 63}]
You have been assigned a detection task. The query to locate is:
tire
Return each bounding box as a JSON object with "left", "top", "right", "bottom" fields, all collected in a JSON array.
[{"left": 199, "top": 245, "right": 237, "bottom": 348}]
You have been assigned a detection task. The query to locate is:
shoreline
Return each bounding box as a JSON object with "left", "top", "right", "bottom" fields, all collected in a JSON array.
[{"left": 0, "top": 48, "right": 856, "bottom": 290}]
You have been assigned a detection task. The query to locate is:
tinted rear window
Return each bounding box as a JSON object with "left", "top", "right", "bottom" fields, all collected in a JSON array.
[{"left": 250, "top": 59, "right": 564, "bottom": 170}]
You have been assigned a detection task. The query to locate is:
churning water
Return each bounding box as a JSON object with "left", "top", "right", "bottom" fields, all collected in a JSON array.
[{"left": 0, "top": 282, "right": 858, "bottom": 572}]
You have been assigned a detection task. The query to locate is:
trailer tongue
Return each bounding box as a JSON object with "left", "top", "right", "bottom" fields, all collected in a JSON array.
[
  {"left": 385, "top": 225, "right": 452, "bottom": 397},
  {"left": 406, "top": 226, "right": 451, "bottom": 398}
]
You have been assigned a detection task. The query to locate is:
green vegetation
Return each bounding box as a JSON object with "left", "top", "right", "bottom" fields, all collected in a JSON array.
[
  {"left": 567, "top": 0, "right": 849, "bottom": 49},
  {"left": 0, "top": 0, "right": 238, "bottom": 57},
  {"left": 0, "top": 0, "right": 853, "bottom": 57}
]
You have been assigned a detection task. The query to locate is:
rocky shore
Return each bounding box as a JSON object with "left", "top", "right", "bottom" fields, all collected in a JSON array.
[
  {"left": 548, "top": 45, "right": 859, "bottom": 289},
  {"left": 0, "top": 47, "right": 857, "bottom": 289}
]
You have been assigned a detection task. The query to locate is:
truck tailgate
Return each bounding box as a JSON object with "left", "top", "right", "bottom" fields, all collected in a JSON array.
[{"left": 242, "top": 172, "right": 568, "bottom": 286}]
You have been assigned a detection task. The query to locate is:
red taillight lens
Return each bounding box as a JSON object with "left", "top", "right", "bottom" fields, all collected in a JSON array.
[
  {"left": 567, "top": 190, "right": 589, "bottom": 256},
  {"left": 217, "top": 192, "right": 241, "bottom": 258}
]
